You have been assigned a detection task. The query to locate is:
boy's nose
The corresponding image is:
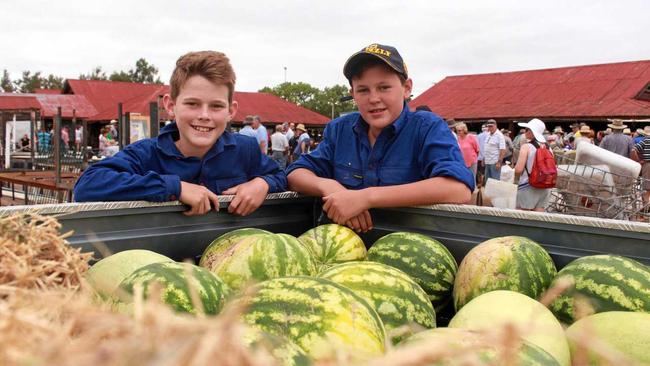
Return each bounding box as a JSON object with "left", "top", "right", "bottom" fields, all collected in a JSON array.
[{"left": 198, "top": 105, "right": 210, "bottom": 119}]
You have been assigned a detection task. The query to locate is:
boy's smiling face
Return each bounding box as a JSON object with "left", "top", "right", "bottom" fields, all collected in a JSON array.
[
  {"left": 351, "top": 64, "right": 412, "bottom": 134},
  {"left": 164, "top": 75, "right": 237, "bottom": 158}
]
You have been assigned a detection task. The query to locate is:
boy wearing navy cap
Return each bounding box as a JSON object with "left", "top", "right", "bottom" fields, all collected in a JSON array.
[
  {"left": 74, "top": 51, "right": 287, "bottom": 216},
  {"left": 287, "top": 43, "right": 474, "bottom": 232}
]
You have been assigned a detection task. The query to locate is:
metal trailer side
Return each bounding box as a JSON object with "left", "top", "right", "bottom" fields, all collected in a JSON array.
[{"left": 1, "top": 193, "right": 648, "bottom": 268}]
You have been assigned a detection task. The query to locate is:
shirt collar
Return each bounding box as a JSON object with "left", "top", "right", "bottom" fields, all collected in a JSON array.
[
  {"left": 156, "top": 122, "right": 236, "bottom": 159},
  {"left": 352, "top": 101, "right": 409, "bottom": 137}
]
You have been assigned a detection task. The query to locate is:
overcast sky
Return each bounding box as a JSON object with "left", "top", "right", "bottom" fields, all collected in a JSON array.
[{"left": 3, "top": 0, "right": 649, "bottom": 97}]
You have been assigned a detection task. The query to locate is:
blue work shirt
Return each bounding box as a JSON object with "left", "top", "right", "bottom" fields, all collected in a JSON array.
[
  {"left": 74, "top": 122, "right": 287, "bottom": 202},
  {"left": 286, "top": 105, "right": 475, "bottom": 191}
]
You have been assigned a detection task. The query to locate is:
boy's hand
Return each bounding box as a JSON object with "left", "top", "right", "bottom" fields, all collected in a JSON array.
[
  {"left": 322, "top": 189, "right": 371, "bottom": 227},
  {"left": 346, "top": 210, "right": 374, "bottom": 233},
  {"left": 179, "top": 181, "right": 220, "bottom": 216},
  {"left": 222, "top": 178, "right": 269, "bottom": 216}
]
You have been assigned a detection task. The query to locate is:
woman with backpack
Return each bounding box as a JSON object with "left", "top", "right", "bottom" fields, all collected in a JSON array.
[{"left": 514, "top": 118, "right": 557, "bottom": 212}]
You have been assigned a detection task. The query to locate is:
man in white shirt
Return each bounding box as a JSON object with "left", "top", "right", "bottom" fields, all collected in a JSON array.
[
  {"left": 482, "top": 119, "right": 506, "bottom": 184},
  {"left": 252, "top": 115, "right": 268, "bottom": 155},
  {"left": 283, "top": 122, "right": 295, "bottom": 141},
  {"left": 271, "top": 124, "right": 289, "bottom": 169}
]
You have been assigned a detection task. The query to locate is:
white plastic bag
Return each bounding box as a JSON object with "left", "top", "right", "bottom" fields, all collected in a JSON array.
[
  {"left": 500, "top": 163, "right": 515, "bottom": 184},
  {"left": 484, "top": 178, "right": 517, "bottom": 209}
]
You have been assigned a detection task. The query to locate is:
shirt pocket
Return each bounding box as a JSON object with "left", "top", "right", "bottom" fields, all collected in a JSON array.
[
  {"left": 379, "top": 165, "right": 421, "bottom": 185},
  {"left": 334, "top": 164, "right": 364, "bottom": 189}
]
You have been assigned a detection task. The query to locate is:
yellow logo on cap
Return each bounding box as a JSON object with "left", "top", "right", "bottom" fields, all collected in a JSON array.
[{"left": 365, "top": 44, "right": 390, "bottom": 57}]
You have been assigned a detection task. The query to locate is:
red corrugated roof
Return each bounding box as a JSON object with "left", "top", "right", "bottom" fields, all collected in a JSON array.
[
  {"left": 64, "top": 80, "right": 330, "bottom": 125},
  {"left": 410, "top": 60, "right": 650, "bottom": 120},
  {"left": 33, "top": 88, "right": 62, "bottom": 94},
  {"left": 0, "top": 93, "right": 97, "bottom": 118},
  {"left": 233, "top": 92, "right": 330, "bottom": 125}
]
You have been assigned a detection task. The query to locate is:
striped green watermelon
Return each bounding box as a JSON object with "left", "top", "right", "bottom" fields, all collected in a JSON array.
[
  {"left": 240, "top": 276, "right": 386, "bottom": 363},
  {"left": 297, "top": 224, "right": 366, "bottom": 270},
  {"left": 243, "top": 327, "right": 313, "bottom": 366},
  {"left": 320, "top": 261, "right": 435, "bottom": 344},
  {"left": 117, "top": 261, "right": 230, "bottom": 315},
  {"left": 565, "top": 311, "right": 650, "bottom": 365},
  {"left": 367, "top": 232, "right": 457, "bottom": 312},
  {"left": 402, "top": 328, "right": 560, "bottom": 366},
  {"left": 86, "top": 249, "right": 173, "bottom": 299},
  {"left": 453, "top": 236, "right": 556, "bottom": 311},
  {"left": 549, "top": 255, "right": 650, "bottom": 324},
  {"left": 199, "top": 233, "right": 317, "bottom": 291},
  {"left": 449, "top": 290, "right": 570, "bottom": 366},
  {"left": 199, "top": 228, "right": 272, "bottom": 268}
]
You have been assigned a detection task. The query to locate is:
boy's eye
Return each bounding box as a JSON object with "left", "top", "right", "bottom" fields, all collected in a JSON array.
[
  {"left": 379, "top": 85, "right": 391, "bottom": 91},
  {"left": 184, "top": 101, "right": 198, "bottom": 106}
]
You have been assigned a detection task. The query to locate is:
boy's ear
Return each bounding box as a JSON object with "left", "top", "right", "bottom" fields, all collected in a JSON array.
[
  {"left": 403, "top": 78, "right": 413, "bottom": 100},
  {"left": 162, "top": 94, "right": 175, "bottom": 116},
  {"left": 228, "top": 100, "right": 239, "bottom": 121}
]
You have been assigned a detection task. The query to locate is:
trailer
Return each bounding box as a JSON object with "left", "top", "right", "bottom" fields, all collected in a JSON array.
[{"left": 2, "top": 192, "right": 648, "bottom": 269}]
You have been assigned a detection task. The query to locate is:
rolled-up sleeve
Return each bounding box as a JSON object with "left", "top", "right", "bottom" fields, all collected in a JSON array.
[
  {"left": 286, "top": 124, "right": 336, "bottom": 179},
  {"left": 419, "top": 120, "right": 476, "bottom": 192}
]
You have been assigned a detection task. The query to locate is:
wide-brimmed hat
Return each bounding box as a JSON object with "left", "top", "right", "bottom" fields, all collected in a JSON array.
[
  {"left": 553, "top": 126, "right": 564, "bottom": 134},
  {"left": 110, "top": 119, "right": 118, "bottom": 124},
  {"left": 607, "top": 119, "right": 628, "bottom": 130},
  {"left": 623, "top": 128, "right": 632, "bottom": 135},
  {"left": 579, "top": 125, "right": 591, "bottom": 134},
  {"left": 517, "top": 118, "right": 546, "bottom": 143},
  {"left": 639, "top": 126, "right": 650, "bottom": 136},
  {"left": 296, "top": 123, "right": 307, "bottom": 132}
]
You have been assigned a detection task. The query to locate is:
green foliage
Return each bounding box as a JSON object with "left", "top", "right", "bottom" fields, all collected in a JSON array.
[
  {"left": 42, "top": 74, "right": 64, "bottom": 90},
  {"left": 1, "top": 69, "right": 13, "bottom": 92},
  {"left": 260, "top": 82, "right": 355, "bottom": 118},
  {"left": 15, "top": 71, "right": 43, "bottom": 93},
  {"left": 79, "top": 66, "right": 108, "bottom": 81},
  {"left": 129, "top": 58, "right": 162, "bottom": 84},
  {"left": 109, "top": 71, "right": 132, "bottom": 82}
]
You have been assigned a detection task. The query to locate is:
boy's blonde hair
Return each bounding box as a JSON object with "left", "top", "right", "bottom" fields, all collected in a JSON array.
[{"left": 169, "top": 51, "right": 236, "bottom": 102}]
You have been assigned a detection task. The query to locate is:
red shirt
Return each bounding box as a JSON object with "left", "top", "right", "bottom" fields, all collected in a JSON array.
[{"left": 458, "top": 133, "right": 479, "bottom": 167}]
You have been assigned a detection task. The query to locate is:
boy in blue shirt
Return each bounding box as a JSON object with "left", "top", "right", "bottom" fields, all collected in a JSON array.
[
  {"left": 74, "top": 51, "right": 286, "bottom": 216},
  {"left": 287, "top": 43, "right": 473, "bottom": 232}
]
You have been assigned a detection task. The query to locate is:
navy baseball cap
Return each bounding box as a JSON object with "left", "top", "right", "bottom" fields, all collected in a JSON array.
[{"left": 343, "top": 43, "right": 408, "bottom": 81}]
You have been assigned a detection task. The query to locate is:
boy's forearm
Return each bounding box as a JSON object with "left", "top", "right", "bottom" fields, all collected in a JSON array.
[
  {"left": 364, "top": 177, "right": 471, "bottom": 208},
  {"left": 288, "top": 168, "right": 343, "bottom": 196}
]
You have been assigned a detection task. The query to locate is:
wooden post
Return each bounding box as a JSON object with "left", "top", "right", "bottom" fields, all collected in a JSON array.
[
  {"left": 54, "top": 107, "right": 61, "bottom": 185},
  {"left": 0, "top": 112, "right": 5, "bottom": 170},
  {"left": 82, "top": 118, "right": 88, "bottom": 165},
  {"left": 123, "top": 112, "right": 131, "bottom": 146},
  {"left": 117, "top": 103, "right": 123, "bottom": 151},
  {"left": 149, "top": 101, "right": 159, "bottom": 138},
  {"left": 30, "top": 110, "right": 36, "bottom": 169}
]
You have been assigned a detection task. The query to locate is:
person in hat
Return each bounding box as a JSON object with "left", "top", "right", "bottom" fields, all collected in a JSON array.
[
  {"left": 481, "top": 119, "right": 506, "bottom": 183},
  {"left": 292, "top": 123, "right": 310, "bottom": 161},
  {"left": 108, "top": 119, "right": 119, "bottom": 141},
  {"left": 514, "top": 118, "right": 552, "bottom": 211},
  {"left": 287, "top": 43, "right": 473, "bottom": 232},
  {"left": 576, "top": 124, "right": 594, "bottom": 144},
  {"left": 631, "top": 126, "right": 650, "bottom": 207},
  {"left": 75, "top": 51, "right": 287, "bottom": 216},
  {"left": 599, "top": 120, "right": 634, "bottom": 158}
]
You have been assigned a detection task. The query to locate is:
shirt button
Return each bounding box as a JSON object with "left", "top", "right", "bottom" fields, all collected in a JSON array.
[{"left": 170, "top": 195, "right": 177, "bottom": 201}]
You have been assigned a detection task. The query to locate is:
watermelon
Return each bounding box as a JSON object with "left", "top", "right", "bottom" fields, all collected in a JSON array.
[
  {"left": 449, "top": 290, "right": 570, "bottom": 366},
  {"left": 402, "top": 328, "right": 560, "bottom": 366},
  {"left": 453, "top": 236, "right": 556, "bottom": 311},
  {"left": 199, "top": 233, "right": 317, "bottom": 291},
  {"left": 565, "top": 311, "right": 650, "bottom": 365},
  {"left": 86, "top": 249, "right": 173, "bottom": 299},
  {"left": 239, "top": 276, "right": 386, "bottom": 363},
  {"left": 243, "top": 327, "right": 313, "bottom": 366},
  {"left": 320, "top": 261, "right": 435, "bottom": 344},
  {"left": 367, "top": 232, "right": 457, "bottom": 312},
  {"left": 199, "top": 228, "right": 272, "bottom": 268},
  {"left": 549, "top": 254, "right": 650, "bottom": 324},
  {"left": 117, "top": 261, "right": 230, "bottom": 315},
  {"left": 297, "top": 224, "right": 366, "bottom": 270}
]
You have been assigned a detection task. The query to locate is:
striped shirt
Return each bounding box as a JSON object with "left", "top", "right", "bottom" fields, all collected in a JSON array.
[{"left": 634, "top": 137, "right": 650, "bottom": 161}]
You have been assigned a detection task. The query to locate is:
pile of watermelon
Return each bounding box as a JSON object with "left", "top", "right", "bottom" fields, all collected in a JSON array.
[{"left": 87, "top": 224, "right": 650, "bottom": 365}]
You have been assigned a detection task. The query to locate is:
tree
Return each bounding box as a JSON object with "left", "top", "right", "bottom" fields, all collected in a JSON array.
[
  {"left": 1, "top": 69, "right": 13, "bottom": 92},
  {"left": 259, "top": 82, "right": 355, "bottom": 118},
  {"left": 79, "top": 66, "right": 108, "bottom": 80},
  {"left": 42, "top": 74, "right": 64, "bottom": 90},
  {"left": 129, "top": 58, "right": 162, "bottom": 84},
  {"left": 259, "top": 82, "right": 320, "bottom": 107},
  {"left": 14, "top": 71, "right": 43, "bottom": 93},
  {"left": 109, "top": 70, "right": 132, "bottom": 82}
]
